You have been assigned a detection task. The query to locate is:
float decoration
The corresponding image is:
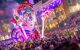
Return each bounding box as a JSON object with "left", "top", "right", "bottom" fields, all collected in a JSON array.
[{"left": 10, "top": 1, "right": 40, "bottom": 42}]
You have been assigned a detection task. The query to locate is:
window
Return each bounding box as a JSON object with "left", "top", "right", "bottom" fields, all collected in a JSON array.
[
  {"left": 34, "top": 0, "right": 40, "bottom": 4},
  {"left": 15, "top": 0, "right": 25, "bottom": 4},
  {"left": 77, "top": 0, "right": 80, "bottom": 3},
  {"left": 67, "top": 0, "right": 72, "bottom": 5},
  {"left": 55, "top": 11, "right": 63, "bottom": 17},
  {"left": 42, "top": 0, "right": 48, "bottom": 4}
]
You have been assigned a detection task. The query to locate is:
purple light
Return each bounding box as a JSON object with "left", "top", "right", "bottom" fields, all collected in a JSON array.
[
  {"left": 28, "top": 0, "right": 34, "bottom": 4},
  {"left": 19, "top": 24, "right": 28, "bottom": 39},
  {"left": 38, "top": 0, "right": 63, "bottom": 16}
]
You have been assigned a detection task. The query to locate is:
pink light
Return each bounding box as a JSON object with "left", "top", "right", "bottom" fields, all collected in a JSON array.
[
  {"left": 0, "top": 10, "right": 5, "bottom": 15},
  {"left": 19, "top": 24, "right": 28, "bottom": 39}
]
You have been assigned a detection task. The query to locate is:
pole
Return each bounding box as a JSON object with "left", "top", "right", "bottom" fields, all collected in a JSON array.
[{"left": 42, "top": 17, "right": 45, "bottom": 38}]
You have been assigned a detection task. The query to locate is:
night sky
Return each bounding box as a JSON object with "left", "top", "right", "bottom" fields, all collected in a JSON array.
[{"left": 0, "top": 0, "right": 19, "bottom": 22}]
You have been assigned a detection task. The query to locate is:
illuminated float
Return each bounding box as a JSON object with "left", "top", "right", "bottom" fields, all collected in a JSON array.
[{"left": 10, "top": 1, "right": 40, "bottom": 42}]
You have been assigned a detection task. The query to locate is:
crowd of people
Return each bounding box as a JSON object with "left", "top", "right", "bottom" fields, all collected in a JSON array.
[
  {"left": 0, "top": 34, "right": 80, "bottom": 50},
  {"left": 0, "top": 10, "right": 80, "bottom": 50}
]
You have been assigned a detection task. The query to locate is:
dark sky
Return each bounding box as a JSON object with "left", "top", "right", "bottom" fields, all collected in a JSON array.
[
  {"left": 0, "top": 0, "right": 27, "bottom": 21},
  {"left": 0, "top": 0, "right": 20, "bottom": 34},
  {"left": 0, "top": 0, "right": 19, "bottom": 23}
]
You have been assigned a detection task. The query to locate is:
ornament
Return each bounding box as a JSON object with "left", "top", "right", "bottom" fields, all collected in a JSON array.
[{"left": 15, "top": 16, "right": 19, "bottom": 20}]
